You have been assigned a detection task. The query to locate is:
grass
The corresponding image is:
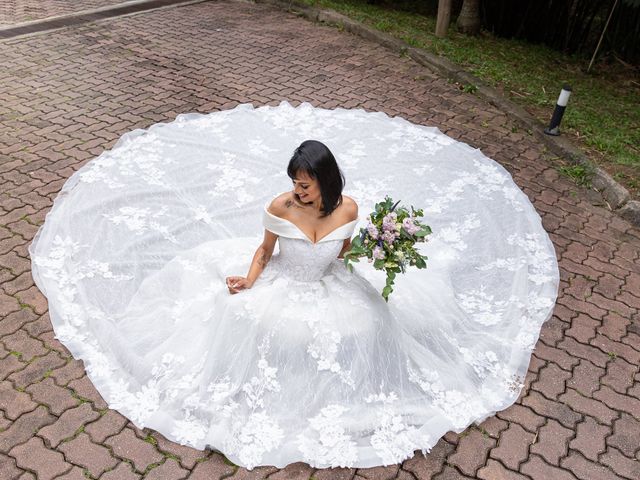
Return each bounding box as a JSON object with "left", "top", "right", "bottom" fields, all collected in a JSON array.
[
  {"left": 297, "top": 0, "right": 640, "bottom": 198},
  {"left": 558, "top": 164, "right": 595, "bottom": 188}
]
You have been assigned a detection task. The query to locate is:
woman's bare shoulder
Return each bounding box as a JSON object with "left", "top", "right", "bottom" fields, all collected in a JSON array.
[
  {"left": 267, "top": 192, "right": 294, "bottom": 216},
  {"left": 340, "top": 195, "right": 359, "bottom": 221}
]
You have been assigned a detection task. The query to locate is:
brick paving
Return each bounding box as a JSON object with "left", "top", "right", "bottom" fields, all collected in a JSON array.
[
  {"left": 0, "top": 0, "right": 116, "bottom": 27},
  {"left": 0, "top": 0, "right": 639, "bottom": 478}
]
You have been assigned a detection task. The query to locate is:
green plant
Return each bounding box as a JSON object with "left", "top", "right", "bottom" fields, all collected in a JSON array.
[{"left": 558, "top": 163, "right": 595, "bottom": 187}]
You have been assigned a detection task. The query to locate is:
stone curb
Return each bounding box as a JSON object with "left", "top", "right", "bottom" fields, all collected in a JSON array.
[
  {"left": 0, "top": 0, "right": 210, "bottom": 39},
  {"left": 254, "top": 0, "right": 640, "bottom": 228}
]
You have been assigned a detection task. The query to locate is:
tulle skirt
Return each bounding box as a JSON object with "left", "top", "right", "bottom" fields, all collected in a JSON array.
[{"left": 29, "top": 101, "right": 560, "bottom": 469}]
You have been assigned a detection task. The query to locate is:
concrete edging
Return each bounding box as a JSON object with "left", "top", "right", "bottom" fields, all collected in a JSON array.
[
  {"left": 0, "top": 0, "right": 210, "bottom": 39},
  {"left": 255, "top": 0, "right": 640, "bottom": 228}
]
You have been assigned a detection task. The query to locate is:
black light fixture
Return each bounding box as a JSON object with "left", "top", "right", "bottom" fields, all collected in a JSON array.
[{"left": 544, "top": 85, "right": 572, "bottom": 136}]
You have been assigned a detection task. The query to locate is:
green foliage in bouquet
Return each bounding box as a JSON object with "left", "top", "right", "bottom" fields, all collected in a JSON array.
[{"left": 343, "top": 196, "right": 432, "bottom": 302}]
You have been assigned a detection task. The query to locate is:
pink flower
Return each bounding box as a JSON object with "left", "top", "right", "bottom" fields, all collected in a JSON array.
[
  {"left": 373, "top": 245, "right": 385, "bottom": 260},
  {"left": 382, "top": 212, "right": 398, "bottom": 232},
  {"left": 366, "top": 221, "right": 379, "bottom": 239},
  {"left": 382, "top": 231, "right": 398, "bottom": 244},
  {"left": 402, "top": 217, "right": 421, "bottom": 235}
]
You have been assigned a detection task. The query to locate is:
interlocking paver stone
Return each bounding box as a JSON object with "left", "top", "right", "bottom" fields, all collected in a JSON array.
[
  {"left": 448, "top": 428, "right": 495, "bottom": 476},
  {"left": 0, "top": 292, "right": 19, "bottom": 318},
  {"left": 0, "top": 0, "right": 116, "bottom": 27},
  {"left": 7, "top": 350, "right": 66, "bottom": 388},
  {"left": 0, "top": 380, "right": 37, "bottom": 420},
  {"left": 521, "top": 454, "right": 580, "bottom": 480},
  {"left": 594, "top": 385, "right": 640, "bottom": 418},
  {"left": 529, "top": 418, "right": 573, "bottom": 466},
  {"left": 476, "top": 416, "right": 509, "bottom": 439},
  {"left": 189, "top": 453, "right": 235, "bottom": 479},
  {"left": 608, "top": 413, "right": 640, "bottom": 458},
  {"left": 496, "top": 403, "right": 546, "bottom": 433},
  {"left": 0, "top": 412, "right": 10, "bottom": 431},
  {"left": 54, "top": 466, "right": 87, "bottom": 480},
  {"left": 432, "top": 465, "right": 475, "bottom": 479},
  {"left": 38, "top": 402, "right": 99, "bottom": 447},
  {"left": 565, "top": 314, "right": 599, "bottom": 344},
  {"left": 8, "top": 437, "right": 71, "bottom": 480},
  {"left": 600, "top": 447, "right": 640, "bottom": 480},
  {"left": 152, "top": 431, "right": 206, "bottom": 469},
  {"left": 25, "top": 377, "right": 79, "bottom": 415},
  {"left": 0, "top": 453, "right": 22, "bottom": 480},
  {"left": 593, "top": 334, "right": 640, "bottom": 365},
  {"left": 58, "top": 432, "right": 118, "bottom": 477},
  {"left": 0, "top": 352, "right": 24, "bottom": 382},
  {"left": 22, "top": 313, "right": 53, "bottom": 337},
  {"left": 266, "top": 462, "right": 315, "bottom": 480},
  {"left": 0, "top": 1, "right": 639, "bottom": 478},
  {"left": 49, "top": 359, "right": 85, "bottom": 386},
  {"left": 532, "top": 362, "right": 571, "bottom": 400},
  {"left": 85, "top": 409, "right": 128, "bottom": 443},
  {"left": 105, "top": 427, "right": 163, "bottom": 473},
  {"left": 477, "top": 459, "right": 529, "bottom": 480},
  {"left": 100, "top": 461, "right": 141, "bottom": 480},
  {"left": 0, "top": 309, "right": 37, "bottom": 338},
  {"left": 231, "top": 465, "right": 283, "bottom": 479},
  {"left": 1, "top": 271, "right": 34, "bottom": 296},
  {"left": 67, "top": 375, "right": 108, "bottom": 409},
  {"left": 403, "top": 440, "right": 455, "bottom": 479},
  {"left": 143, "top": 458, "right": 189, "bottom": 480},
  {"left": 560, "top": 452, "right": 623, "bottom": 480},
  {"left": 568, "top": 359, "right": 605, "bottom": 396},
  {"left": 490, "top": 423, "right": 535, "bottom": 470},
  {"left": 539, "top": 316, "right": 569, "bottom": 346},
  {"left": 558, "top": 337, "right": 611, "bottom": 368},
  {"left": 531, "top": 342, "right": 578, "bottom": 370},
  {"left": 558, "top": 388, "right": 618, "bottom": 425},
  {"left": 356, "top": 464, "right": 400, "bottom": 480},
  {"left": 569, "top": 416, "right": 610, "bottom": 461},
  {"left": 0, "top": 405, "right": 55, "bottom": 453},
  {"left": 522, "top": 390, "right": 582, "bottom": 428},
  {"left": 0, "top": 252, "right": 30, "bottom": 278}
]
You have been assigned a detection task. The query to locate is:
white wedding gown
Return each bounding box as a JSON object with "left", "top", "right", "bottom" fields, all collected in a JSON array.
[{"left": 29, "top": 101, "right": 559, "bottom": 469}]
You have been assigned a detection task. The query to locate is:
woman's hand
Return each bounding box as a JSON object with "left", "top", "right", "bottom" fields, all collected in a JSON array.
[{"left": 225, "top": 276, "right": 254, "bottom": 294}]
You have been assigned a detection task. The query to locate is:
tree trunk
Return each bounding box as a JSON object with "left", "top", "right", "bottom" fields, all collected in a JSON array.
[
  {"left": 457, "top": 0, "right": 481, "bottom": 35},
  {"left": 436, "top": 0, "right": 453, "bottom": 38}
]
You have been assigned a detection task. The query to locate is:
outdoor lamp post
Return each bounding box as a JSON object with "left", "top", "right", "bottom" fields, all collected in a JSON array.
[{"left": 544, "top": 85, "right": 572, "bottom": 136}]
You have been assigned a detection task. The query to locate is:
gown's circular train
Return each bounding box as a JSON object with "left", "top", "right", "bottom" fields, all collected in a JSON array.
[{"left": 29, "top": 101, "right": 559, "bottom": 469}]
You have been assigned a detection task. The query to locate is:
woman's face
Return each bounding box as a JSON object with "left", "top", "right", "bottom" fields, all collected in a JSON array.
[{"left": 291, "top": 170, "right": 320, "bottom": 205}]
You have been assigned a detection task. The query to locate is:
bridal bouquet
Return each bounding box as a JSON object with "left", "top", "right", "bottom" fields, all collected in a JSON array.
[{"left": 343, "top": 196, "right": 432, "bottom": 302}]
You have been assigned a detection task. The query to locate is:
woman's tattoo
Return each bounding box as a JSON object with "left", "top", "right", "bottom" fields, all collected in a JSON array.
[{"left": 258, "top": 251, "right": 270, "bottom": 268}]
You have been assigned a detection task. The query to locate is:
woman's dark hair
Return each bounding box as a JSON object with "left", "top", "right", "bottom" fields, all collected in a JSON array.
[{"left": 287, "top": 140, "right": 345, "bottom": 217}]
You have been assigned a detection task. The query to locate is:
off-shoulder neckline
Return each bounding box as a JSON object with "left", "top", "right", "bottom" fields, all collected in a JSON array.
[{"left": 263, "top": 203, "right": 358, "bottom": 245}]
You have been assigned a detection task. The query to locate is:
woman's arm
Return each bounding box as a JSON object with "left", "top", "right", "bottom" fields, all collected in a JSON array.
[
  {"left": 246, "top": 229, "right": 278, "bottom": 284},
  {"left": 226, "top": 229, "right": 278, "bottom": 294},
  {"left": 337, "top": 197, "right": 358, "bottom": 259},
  {"left": 337, "top": 237, "right": 351, "bottom": 259}
]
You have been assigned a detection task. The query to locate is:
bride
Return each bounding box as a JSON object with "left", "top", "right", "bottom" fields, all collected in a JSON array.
[
  {"left": 28, "top": 101, "right": 559, "bottom": 470},
  {"left": 225, "top": 140, "right": 359, "bottom": 295}
]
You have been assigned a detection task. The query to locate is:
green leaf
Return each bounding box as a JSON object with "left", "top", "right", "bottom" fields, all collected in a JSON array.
[{"left": 382, "top": 285, "right": 393, "bottom": 301}]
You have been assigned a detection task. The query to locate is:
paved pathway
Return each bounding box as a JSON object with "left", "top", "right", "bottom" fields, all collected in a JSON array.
[
  {"left": 0, "top": 0, "right": 117, "bottom": 27},
  {"left": 1, "top": 1, "right": 639, "bottom": 479}
]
